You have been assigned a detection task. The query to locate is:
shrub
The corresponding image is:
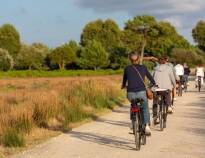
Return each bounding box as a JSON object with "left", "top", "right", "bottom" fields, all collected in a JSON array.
[
  {"left": 2, "top": 129, "right": 25, "bottom": 147},
  {"left": 0, "top": 48, "right": 14, "bottom": 71}
]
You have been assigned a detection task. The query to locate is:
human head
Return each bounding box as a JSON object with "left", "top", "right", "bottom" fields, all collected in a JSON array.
[
  {"left": 159, "top": 56, "right": 167, "bottom": 64},
  {"left": 129, "top": 52, "right": 140, "bottom": 65}
]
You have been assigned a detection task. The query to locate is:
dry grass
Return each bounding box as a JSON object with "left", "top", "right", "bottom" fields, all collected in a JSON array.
[{"left": 0, "top": 76, "right": 123, "bottom": 155}]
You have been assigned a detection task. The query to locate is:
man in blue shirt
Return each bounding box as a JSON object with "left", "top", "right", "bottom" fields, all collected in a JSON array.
[{"left": 122, "top": 52, "right": 155, "bottom": 135}]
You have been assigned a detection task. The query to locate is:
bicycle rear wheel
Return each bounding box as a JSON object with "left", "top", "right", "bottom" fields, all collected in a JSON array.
[
  {"left": 198, "top": 80, "right": 201, "bottom": 92},
  {"left": 141, "top": 126, "right": 146, "bottom": 145},
  {"left": 178, "top": 85, "right": 182, "bottom": 96},
  {"left": 163, "top": 104, "right": 168, "bottom": 129},
  {"left": 159, "top": 105, "right": 164, "bottom": 131},
  {"left": 133, "top": 113, "right": 141, "bottom": 150}
]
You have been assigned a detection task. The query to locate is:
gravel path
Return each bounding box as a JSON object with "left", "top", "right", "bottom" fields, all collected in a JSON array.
[{"left": 11, "top": 82, "right": 205, "bottom": 158}]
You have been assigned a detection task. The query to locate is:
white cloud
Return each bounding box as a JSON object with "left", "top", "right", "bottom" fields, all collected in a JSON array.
[{"left": 163, "top": 17, "right": 183, "bottom": 28}]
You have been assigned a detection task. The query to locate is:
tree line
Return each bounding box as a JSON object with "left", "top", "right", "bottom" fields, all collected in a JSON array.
[{"left": 0, "top": 15, "right": 205, "bottom": 71}]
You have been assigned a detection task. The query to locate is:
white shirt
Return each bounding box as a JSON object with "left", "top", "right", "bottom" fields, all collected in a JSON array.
[
  {"left": 174, "top": 64, "right": 184, "bottom": 76},
  {"left": 196, "top": 67, "right": 204, "bottom": 77}
]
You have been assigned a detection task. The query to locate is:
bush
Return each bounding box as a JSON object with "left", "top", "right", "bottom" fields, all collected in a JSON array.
[
  {"left": 2, "top": 129, "right": 25, "bottom": 147},
  {"left": 0, "top": 48, "right": 14, "bottom": 71}
]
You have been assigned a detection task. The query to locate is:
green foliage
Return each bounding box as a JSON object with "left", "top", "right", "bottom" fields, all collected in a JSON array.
[
  {"left": 0, "top": 24, "right": 21, "bottom": 57},
  {"left": 81, "top": 19, "right": 121, "bottom": 52},
  {"left": 50, "top": 44, "right": 76, "bottom": 70},
  {"left": 109, "top": 47, "right": 130, "bottom": 69},
  {"left": 123, "top": 15, "right": 190, "bottom": 56},
  {"left": 2, "top": 129, "right": 25, "bottom": 147},
  {"left": 0, "top": 48, "right": 14, "bottom": 71},
  {"left": 0, "top": 69, "right": 123, "bottom": 78},
  {"left": 192, "top": 20, "right": 205, "bottom": 51},
  {"left": 78, "top": 40, "right": 109, "bottom": 70},
  {"left": 16, "top": 44, "right": 48, "bottom": 70},
  {"left": 171, "top": 48, "right": 205, "bottom": 67}
]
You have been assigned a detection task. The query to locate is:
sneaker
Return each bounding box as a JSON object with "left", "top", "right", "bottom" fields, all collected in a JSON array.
[
  {"left": 145, "top": 125, "right": 151, "bottom": 135},
  {"left": 168, "top": 107, "right": 173, "bottom": 113}
]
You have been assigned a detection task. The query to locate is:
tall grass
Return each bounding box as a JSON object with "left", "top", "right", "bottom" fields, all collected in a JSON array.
[{"left": 0, "top": 76, "right": 123, "bottom": 148}]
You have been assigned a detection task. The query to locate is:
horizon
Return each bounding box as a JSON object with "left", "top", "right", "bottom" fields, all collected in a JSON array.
[{"left": 0, "top": 0, "right": 204, "bottom": 47}]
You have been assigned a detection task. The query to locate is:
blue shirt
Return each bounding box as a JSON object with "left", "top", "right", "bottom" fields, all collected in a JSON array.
[{"left": 122, "top": 64, "right": 155, "bottom": 92}]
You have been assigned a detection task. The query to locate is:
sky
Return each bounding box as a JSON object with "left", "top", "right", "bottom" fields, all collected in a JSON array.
[{"left": 0, "top": 0, "right": 204, "bottom": 47}]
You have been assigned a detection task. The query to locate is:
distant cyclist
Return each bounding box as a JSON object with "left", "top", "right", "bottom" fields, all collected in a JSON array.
[
  {"left": 174, "top": 62, "right": 184, "bottom": 82},
  {"left": 183, "top": 63, "right": 191, "bottom": 86},
  {"left": 153, "top": 56, "right": 176, "bottom": 123},
  {"left": 121, "top": 52, "right": 156, "bottom": 135},
  {"left": 195, "top": 63, "right": 204, "bottom": 88}
]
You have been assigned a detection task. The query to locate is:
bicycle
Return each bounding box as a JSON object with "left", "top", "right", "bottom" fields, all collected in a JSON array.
[
  {"left": 153, "top": 88, "right": 169, "bottom": 131},
  {"left": 177, "top": 76, "right": 184, "bottom": 96},
  {"left": 130, "top": 98, "right": 146, "bottom": 150},
  {"left": 183, "top": 75, "right": 189, "bottom": 93}
]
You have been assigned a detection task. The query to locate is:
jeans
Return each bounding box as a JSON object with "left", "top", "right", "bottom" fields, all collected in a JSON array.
[{"left": 127, "top": 91, "right": 150, "bottom": 125}]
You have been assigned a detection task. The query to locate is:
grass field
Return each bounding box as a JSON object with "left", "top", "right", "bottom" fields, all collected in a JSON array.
[
  {"left": 0, "top": 75, "right": 124, "bottom": 156},
  {"left": 0, "top": 70, "right": 123, "bottom": 79}
]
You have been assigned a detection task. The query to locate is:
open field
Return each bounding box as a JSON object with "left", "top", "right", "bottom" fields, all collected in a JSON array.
[
  {"left": 0, "top": 75, "right": 124, "bottom": 156},
  {"left": 11, "top": 82, "right": 205, "bottom": 158}
]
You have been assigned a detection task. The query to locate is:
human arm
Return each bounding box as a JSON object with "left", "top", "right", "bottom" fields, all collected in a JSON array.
[
  {"left": 145, "top": 66, "right": 156, "bottom": 85},
  {"left": 170, "top": 68, "right": 176, "bottom": 87},
  {"left": 121, "top": 68, "right": 127, "bottom": 89}
]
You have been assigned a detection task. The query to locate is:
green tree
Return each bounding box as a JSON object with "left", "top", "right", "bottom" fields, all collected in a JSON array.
[
  {"left": 171, "top": 48, "right": 205, "bottom": 66},
  {"left": 192, "top": 20, "right": 205, "bottom": 51},
  {"left": 123, "top": 15, "right": 190, "bottom": 57},
  {"left": 0, "top": 24, "right": 21, "bottom": 57},
  {"left": 109, "top": 47, "right": 129, "bottom": 69},
  {"left": 50, "top": 44, "right": 76, "bottom": 70},
  {"left": 78, "top": 40, "right": 109, "bottom": 70},
  {"left": 81, "top": 19, "right": 121, "bottom": 52},
  {"left": 0, "top": 48, "right": 14, "bottom": 71},
  {"left": 16, "top": 44, "right": 48, "bottom": 70}
]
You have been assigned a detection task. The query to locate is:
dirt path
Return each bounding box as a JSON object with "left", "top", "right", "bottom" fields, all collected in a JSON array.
[{"left": 11, "top": 82, "right": 205, "bottom": 158}]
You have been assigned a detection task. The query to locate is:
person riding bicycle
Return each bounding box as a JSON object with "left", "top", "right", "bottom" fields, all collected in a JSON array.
[
  {"left": 174, "top": 62, "right": 185, "bottom": 91},
  {"left": 121, "top": 52, "right": 156, "bottom": 135},
  {"left": 183, "top": 63, "right": 191, "bottom": 86},
  {"left": 153, "top": 56, "right": 176, "bottom": 124},
  {"left": 195, "top": 63, "right": 204, "bottom": 88}
]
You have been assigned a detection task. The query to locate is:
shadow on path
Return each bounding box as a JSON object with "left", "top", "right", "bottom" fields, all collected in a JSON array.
[{"left": 68, "top": 131, "right": 136, "bottom": 151}]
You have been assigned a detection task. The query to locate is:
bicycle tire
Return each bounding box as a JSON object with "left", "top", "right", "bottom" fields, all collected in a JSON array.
[
  {"left": 179, "top": 86, "right": 182, "bottom": 96},
  {"left": 163, "top": 104, "right": 168, "bottom": 129},
  {"left": 141, "top": 126, "right": 146, "bottom": 145},
  {"left": 198, "top": 80, "right": 201, "bottom": 92},
  {"left": 133, "top": 113, "right": 140, "bottom": 150},
  {"left": 159, "top": 105, "right": 164, "bottom": 131}
]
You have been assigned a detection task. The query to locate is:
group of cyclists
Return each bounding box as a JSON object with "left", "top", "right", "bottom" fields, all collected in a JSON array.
[{"left": 121, "top": 52, "right": 205, "bottom": 137}]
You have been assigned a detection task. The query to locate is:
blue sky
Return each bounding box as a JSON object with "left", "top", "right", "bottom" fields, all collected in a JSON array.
[{"left": 0, "top": 0, "right": 204, "bottom": 47}]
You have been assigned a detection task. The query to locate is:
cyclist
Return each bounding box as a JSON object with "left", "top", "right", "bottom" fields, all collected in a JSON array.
[
  {"left": 166, "top": 58, "right": 177, "bottom": 102},
  {"left": 121, "top": 52, "right": 156, "bottom": 135},
  {"left": 152, "top": 56, "right": 176, "bottom": 124},
  {"left": 195, "top": 63, "right": 204, "bottom": 88},
  {"left": 183, "top": 63, "right": 191, "bottom": 86},
  {"left": 174, "top": 62, "right": 184, "bottom": 93}
]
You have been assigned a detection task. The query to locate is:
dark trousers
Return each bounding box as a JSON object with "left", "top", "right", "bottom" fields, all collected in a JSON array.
[{"left": 153, "top": 91, "right": 171, "bottom": 118}]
